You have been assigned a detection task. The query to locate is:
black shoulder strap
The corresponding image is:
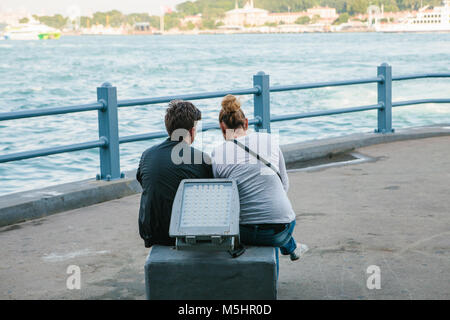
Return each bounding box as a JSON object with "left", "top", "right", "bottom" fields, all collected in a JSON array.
[{"left": 233, "top": 139, "right": 282, "bottom": 181}]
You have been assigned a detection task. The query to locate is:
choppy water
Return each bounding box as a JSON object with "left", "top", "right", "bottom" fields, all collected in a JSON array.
[{"left": 0, "top": 33, "right": 449, "bottom": 195}]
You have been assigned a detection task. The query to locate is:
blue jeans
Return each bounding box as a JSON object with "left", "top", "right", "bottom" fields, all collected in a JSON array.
[{"left": 239, "top": 220, "right": 297, "bottom": 278}]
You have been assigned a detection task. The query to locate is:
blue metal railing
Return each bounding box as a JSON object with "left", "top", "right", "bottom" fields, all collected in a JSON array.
[{"left": 0, "top": 63, "right": 449, "bottom": 181}]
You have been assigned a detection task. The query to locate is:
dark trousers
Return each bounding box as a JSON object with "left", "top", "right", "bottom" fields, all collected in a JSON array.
[{"left": 239, "top": 220, "right": 297, "bottom": 277}]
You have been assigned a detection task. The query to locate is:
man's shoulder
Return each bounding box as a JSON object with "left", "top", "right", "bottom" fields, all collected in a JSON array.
[
  {"left": 190, "top": 145, "right": 212, "bottom": 166},
  {"left": 141, "top": 139, "right": 171, "bottom": 158},
  {"left": 140, "top": 139, "right": 212, "bottom": 168},
  {"left": 141, "top": 144, "right": 157, "bottom": 157}
]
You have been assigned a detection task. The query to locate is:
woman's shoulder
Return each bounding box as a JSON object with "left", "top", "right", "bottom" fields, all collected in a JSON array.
[
  {"left": 211, "top": 140, "right": 233, "bottom": 158},
  {"left": 245, "top": 131, "right": 279, "bottom": 150},
  {"left": 246, "top": 131, "right": 271, "bottom": 141}
]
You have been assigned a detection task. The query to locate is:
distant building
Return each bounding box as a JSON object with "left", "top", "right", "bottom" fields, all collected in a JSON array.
[
  {"left": 134, "top": 22, "right": 150, "bottom": 32},
  {"left": 306, "top": 6, "right": 338, "bottom": 19},
  {"left": 130, "top": 22, "right": 159, "bottom": 34},
  {"left": 409, "top": 0, "right": 450, "bottom": 25},
  {"left": 181, "top": 14, "right": 202, "bottom": 27},
  {"left": 353, "top": 11, "right": 412, "bottom": 23},
  {"left": 223, "top": 0, "right": 269, "bottom": 26},
  {"left": 222, "top": 1, "right": 338, "bottom": 27},
  {"left": 266, "top": 12, "right": 309, "bottom": 24},
  {"left": 80, "top": 24, "right": 127, "bottom": 35}
]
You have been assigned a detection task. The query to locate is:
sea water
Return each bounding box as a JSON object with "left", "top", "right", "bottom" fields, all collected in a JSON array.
[{"left": 0, "top": 33, "right": 449, "bottom": 195}]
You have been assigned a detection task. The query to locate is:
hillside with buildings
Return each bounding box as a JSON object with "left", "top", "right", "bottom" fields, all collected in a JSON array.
[
  {"left": 177, "top": 0, "right": 450, "bottom": 33},
  {"left": 176, "top": 0, "right": 444, "bottom": 15},
  {"left": 1, "top": 0, "right": 449, "bottom": 37}
]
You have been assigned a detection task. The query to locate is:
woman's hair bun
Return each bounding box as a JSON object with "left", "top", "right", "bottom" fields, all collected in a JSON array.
[
  {"left": 221, "top": 94, "right": 241, "bottom": 113},
  {"left": 219, "top": 94, "right": 246, "bottom": 129}
]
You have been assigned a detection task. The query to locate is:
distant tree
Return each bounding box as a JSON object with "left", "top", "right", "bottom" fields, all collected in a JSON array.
[
  {"left": 177, "top": 0, "right": 240, "bottom": 18},
  {"left": 164, "top": 13, "right": 182, "bottom": 30},
  {"left": 332, "top": 12, "right": 349, "bottom": 24},
  {"left": 295, "top": 16, "right": 311, "bottom": 24},
  {"left": 80, "top": 16, "right": 91, "bottom": 28},
  {"left": 177, "top": 1, "right": 200, "bottom": 15},
  {"left": 126, "top": 13, "right": 151, "bottom": 25},
  {"left": 172, "top": 0, "right": 448, "bottom": 17},
  {"left": 201, "top": 18, "right": 216, "bottom": 29},
  {"left": 35, "top": 14, "right": 68, "bottom": 29},
  {"left": 373, "top": 0, "right": 399, "bottom": 12},
  {"left": 258, "top": 0, "right": 322, "bottom": 12},
  {"left": 397, "top": 0, "right": 441, "bottom": 10},
  {"left": 187, "top": 21, "right": 196, "bottom": 29},
  {"left": 92, "top": 12, "right": 106, "bottom": 25},
  {"left": 78, "top": 11, "right": 160, "bottom": 29},
  {"left": 19, "top": 17, "right": 29, "bottom": 24},
  {"left": 346, "top": 0, "right": 370, "bottom": 14},
  {"left": 148, "top": 16, "right": 161, "bottom": 29},
  {"left": 311, "top": 14, "right": 321, "bottom": 23},
  {"left": 92, "top": 10, "right": 124, "bottom": 27}
]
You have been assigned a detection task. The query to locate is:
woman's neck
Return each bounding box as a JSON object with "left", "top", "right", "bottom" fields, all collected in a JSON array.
[{"left": 226, "top": 128, "right": 247, "bottom": 140}]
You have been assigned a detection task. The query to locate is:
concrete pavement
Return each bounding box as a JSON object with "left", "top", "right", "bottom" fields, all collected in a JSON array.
[{"left": 0, "top": 136, "right": 449, "bottom": 299}]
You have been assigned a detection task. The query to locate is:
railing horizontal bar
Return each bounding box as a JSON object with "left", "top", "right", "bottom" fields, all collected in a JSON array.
[
  {"left": 119, "top": 118, "right": 261, "bottom": 144},
  {"left": 270, "top": 77, "right": 383, "bottom": 93},
  {"left": 119, "top": 131, "right": 168, "bottom": 144},
  {"left": 393, "top": 98, "right": 450, "bottom": 107},
  {"left": 271, "top": 103, "right": 383, "bottom": 123},
  {"left": 1, "top": 70, "right": 449, "bottom": 168},
  {"left": 1, "top": 73, "right": 448, "bottom": 122},
  {"left": 201, "top": 123, "right": 221, "bottom": 131},
  {"left": 392, "top": 73, "right": 450, "bottom": 81},
  {"left": 0, "top": 139, "right": 106, "bottom": 163},
  {"left": 117, "top": 87, "right": 260, "bottom": 108},
  {"left": 0, "top": 102, "right": 103, "bottom": 122},
  {"left": 201, "top": 118, "right": 260, "bottom": 131}
]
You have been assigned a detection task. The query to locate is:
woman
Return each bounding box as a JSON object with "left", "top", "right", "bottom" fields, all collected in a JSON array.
[{"left": 211, "top": 94, "right": 308, "bottom": 263}]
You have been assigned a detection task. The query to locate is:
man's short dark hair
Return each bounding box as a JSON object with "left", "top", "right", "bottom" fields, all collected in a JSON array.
[{"left": 165, "top": 100, "right": 201, "bottom": 137}]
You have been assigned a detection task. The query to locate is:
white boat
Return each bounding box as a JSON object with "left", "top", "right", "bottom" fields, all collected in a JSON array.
[
  {"left": 376, "top": 0, "right": 450, "bottom": 32},
  {"left": 3, "top": 23, "right": 61, "bottom": 40}
]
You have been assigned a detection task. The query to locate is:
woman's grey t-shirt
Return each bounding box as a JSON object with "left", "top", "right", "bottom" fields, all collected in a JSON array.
[{"left": 211, "top": 132, "right": 296, "bottom": 225}]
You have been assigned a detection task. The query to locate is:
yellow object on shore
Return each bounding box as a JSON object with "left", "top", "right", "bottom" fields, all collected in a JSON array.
[{"left": 38, "top": 32, "right": 61, "bottom": 40}]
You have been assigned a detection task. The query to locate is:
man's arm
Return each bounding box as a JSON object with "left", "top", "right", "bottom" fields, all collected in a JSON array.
[{"left": 136, "top": 153, "right": 144, "bottom": 186}]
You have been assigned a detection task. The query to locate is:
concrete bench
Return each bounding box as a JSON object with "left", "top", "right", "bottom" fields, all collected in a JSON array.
[{"left": 145, "top": 245, "right": 277, "bottom": 300}]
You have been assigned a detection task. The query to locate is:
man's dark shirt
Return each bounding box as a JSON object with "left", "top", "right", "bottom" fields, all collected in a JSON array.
[{"left": 136, "top": 138, "right": 213, "bottom": 248}]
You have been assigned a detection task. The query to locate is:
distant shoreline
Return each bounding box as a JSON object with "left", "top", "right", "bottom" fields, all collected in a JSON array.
[{"left": 61, "top": 30, "right": 450, "bottom": 36}]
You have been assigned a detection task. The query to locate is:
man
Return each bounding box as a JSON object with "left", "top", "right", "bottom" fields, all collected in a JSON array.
[{"left": 137, "top": 100, "right": 213, "bottom": 248}]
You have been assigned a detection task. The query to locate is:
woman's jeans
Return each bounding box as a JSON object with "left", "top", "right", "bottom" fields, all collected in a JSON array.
[{"left": 239, "top": 220, "right": 297, "bottom": 278}]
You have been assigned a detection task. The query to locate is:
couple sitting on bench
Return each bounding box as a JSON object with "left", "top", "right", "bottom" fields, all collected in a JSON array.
[{"left": 136, "top": 95, "right": 308, "bottom": 261}]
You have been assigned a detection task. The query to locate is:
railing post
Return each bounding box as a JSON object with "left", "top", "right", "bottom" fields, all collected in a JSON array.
[
  {"left": 376, "top": 63, "right": 394, "bottom": 133},
  {"left": 96, "top": 82, "right": 121, "bottom": 181},
  {"left": 253, "top": 71, "right": 271, "bottom": 133}
]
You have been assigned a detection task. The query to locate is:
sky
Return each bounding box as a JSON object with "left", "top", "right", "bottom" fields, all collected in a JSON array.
[{"left": 0, "top": 0, "right": 186, "bottom": 16}]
